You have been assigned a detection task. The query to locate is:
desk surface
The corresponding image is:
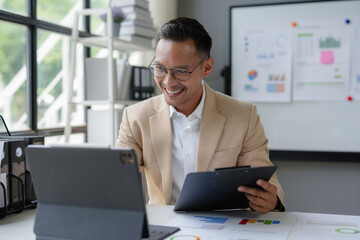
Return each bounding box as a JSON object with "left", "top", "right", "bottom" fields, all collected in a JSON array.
[
  {"left": 0, "top": 206, "right": 177, "bottom": 240},
  {"left": 1, "top": 205, "right": 359, "bottom": 240}
]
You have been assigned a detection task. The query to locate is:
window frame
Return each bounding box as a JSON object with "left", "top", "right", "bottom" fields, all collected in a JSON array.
[{"left": 0, "top": 0, "right": 92, "bottom": 138}]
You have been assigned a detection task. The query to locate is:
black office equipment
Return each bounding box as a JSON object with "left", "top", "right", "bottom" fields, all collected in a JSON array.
[
  {"left": 6, "top": 139, "right": 26, "bottom": 212},
  {"left": 0, "top": 114, "right": 45, "bottom": 219},
  {"left": 174, "top": 165, "right": 277, "bottom": 212},
  {"left": 0, "top": 139, "right": 27, "bottom": 215},
  {"left": 0, "top": 141, "right": 10, "bottom": 219},
  {"left": 0, "top": 135, "right": 44, "bottom": 206},
  {"left": 25, "top": 145, "right": 179, "bottom": 240},
  {"left": 0, "top": 115, "right": 32, "bottom": 216}
]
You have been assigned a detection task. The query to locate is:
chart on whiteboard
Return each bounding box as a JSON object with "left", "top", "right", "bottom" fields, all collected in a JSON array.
[
  {"left": 234, "top": 26, "right": 292, "bottom": 102},
  {"left": 292, "top": 20, "right": 351, "bottom": 101}
]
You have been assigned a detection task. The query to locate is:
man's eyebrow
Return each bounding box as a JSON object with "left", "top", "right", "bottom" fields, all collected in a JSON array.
[
  {"left": 152, "top": 60, "right": 190, "bottom": 69},
  {"left": 174, "top": 64, "right": 190, "bottom": 69}
]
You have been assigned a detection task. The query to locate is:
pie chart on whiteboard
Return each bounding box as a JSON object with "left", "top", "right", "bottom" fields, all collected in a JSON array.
[{"left": 248, "top": 69, "right": 258, "bottom": 81}]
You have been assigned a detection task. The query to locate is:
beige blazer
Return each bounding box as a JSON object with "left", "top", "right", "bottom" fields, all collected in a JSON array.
[{"left": 116, "top": 83, "right": 285, "bottom": 208}]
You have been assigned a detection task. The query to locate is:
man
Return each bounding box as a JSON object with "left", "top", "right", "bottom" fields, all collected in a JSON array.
[{"left": 116, "top": 17, "right": 285, "bottom": 213}]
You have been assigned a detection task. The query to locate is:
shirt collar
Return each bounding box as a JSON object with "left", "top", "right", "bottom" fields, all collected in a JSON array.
[{"left": 169, "top": 80, "right": 206, "bottom": 119}]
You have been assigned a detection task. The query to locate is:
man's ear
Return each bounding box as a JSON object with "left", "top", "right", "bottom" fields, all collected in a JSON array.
[{"left": 202, "top": 57, "right": 214, "bottom": 77}]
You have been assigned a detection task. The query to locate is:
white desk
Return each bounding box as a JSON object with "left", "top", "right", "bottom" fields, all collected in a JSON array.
[{"left": 1, "top": 205, "right": 359, "bottom": 240}]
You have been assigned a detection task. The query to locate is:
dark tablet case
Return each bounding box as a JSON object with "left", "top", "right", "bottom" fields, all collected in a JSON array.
[
  {"left": 174, "top": 165, "right": 277, "bottom": 212},
  {"left": 26, "top": 145, "right": 179, "bottom": 240}
]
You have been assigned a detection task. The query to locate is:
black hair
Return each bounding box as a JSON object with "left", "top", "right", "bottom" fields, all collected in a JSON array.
[{"left": 156, "top": 17, "right": 212, "bottom": 58}]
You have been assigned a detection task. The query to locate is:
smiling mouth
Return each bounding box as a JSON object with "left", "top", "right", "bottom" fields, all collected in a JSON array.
[{"left": 164, "top": 87, "right": 184, "bottom": 96}]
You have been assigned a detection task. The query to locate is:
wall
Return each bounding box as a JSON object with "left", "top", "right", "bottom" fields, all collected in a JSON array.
[
  {"left": 178, "top": 0, "right": 360, "bottom": 215},
  {"left": 273, "top": 160, "right": 360, "bottom": 215}
]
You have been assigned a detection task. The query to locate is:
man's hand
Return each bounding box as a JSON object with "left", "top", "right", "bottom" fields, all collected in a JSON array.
[{"left": 237, "top": 179, "right": 278, "bottom": 214}]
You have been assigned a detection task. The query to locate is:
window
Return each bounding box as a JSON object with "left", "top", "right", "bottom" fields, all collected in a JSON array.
[
  {"left": 37, "top": 30, "right": 85, "bottom": 129},
  {"left": 0, "top": 0, "right": 27, "bottom": 16},
  {"left": 37, "top": 0, "right": 82, "bottom": 28},
  {"left": 0, "top": 21, "right": 28, "bottom": 131},
  {"left": 0, "top": 0, "right": 102, "bottom": 142}
]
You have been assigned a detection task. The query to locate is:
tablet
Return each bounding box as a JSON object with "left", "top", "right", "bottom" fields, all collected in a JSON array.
[
  {"left": 26, "top": 145, "right": 179, "bottom": 240},
  {"left": 174, "top": 165, "right": 277, "bottom": 212}
]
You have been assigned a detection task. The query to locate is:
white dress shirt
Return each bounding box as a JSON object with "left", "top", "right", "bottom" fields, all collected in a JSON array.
[{"left": 169, "top": 82, "right": 205, "bottom": 204}]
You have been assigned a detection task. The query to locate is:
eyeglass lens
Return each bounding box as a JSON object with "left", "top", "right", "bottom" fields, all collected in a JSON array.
[
  {"left": 149, "top": 58, "right": 207, "bottom": 81},
  {"left": 150, "top": 66, "right": 189, "bottom": 80}
]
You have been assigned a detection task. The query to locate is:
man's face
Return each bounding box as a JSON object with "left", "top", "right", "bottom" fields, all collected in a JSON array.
[{"left": 153, "top": 38, "right": 213, "bottom": 116}]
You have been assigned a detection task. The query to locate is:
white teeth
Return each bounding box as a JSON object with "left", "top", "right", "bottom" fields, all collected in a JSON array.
[{"left": 167, "top": 89, "right": 182, "bottom": 94}]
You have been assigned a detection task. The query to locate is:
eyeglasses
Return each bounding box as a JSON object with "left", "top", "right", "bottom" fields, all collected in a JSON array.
[{"left": 148, "top": 57, "right": 208, "bottom": 81}]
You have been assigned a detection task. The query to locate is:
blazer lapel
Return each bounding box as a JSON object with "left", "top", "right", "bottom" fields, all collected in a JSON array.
[
  {"left": 149, "top": 95, "right": 172, "bottom": 204},
  {"left": 196, "top": 84, "right": 226, "bottom": 171}
]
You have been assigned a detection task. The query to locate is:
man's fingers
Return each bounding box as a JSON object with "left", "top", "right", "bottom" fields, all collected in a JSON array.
[
  {"left": 246, "top": 193, "right": 274, "bottom": 211},
  {"left": 238, "top": 181, "right": 279, "bottom": 213},
  {"left": 249, "top": 201, "right": 269, "bottom": 214},
  {"left": 256, "top": 179, "right": 277, "bottom": 193},
  {"left": 238, "top": 186, "right": 263, "bottom": 198},
  {"left": 238, "top": 180, "right": 277, "bottom": 197},
  {"left": 246, "top": 193, "right": 266, "bottom": 204}
]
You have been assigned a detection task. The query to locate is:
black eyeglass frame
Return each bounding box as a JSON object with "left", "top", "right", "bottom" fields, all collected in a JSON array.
[{"left": 148, "top": 57, "right": 208, "bottom": 81}]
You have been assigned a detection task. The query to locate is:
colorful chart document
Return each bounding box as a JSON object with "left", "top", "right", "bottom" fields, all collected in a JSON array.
[
  {"left": 292, "top": 20, "right": 351, "bottom": 101},
  {"left": 165, "top": 211, "right": 298, "bottom": 240},
  {"left": 232, "top": 26, "right": 292, "bottom": 102},
  {"left": 296, "top": 212, "right": 360, "bottom": 240}
]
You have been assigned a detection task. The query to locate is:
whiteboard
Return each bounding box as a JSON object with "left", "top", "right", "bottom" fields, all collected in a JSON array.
[{"left": 230, "top": 1, "right": 360, "bottom": 152}]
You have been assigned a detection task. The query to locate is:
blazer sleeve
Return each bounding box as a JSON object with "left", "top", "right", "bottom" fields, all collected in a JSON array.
[
  {"left": 237, "top": 104, "right": 285, "bottom": 211},
  {"left": 115, "top": 107, "right": 144, "bottom": 169}
]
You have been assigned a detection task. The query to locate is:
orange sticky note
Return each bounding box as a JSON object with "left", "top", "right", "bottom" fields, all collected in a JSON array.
[{"left": 320, "top": 50, "right": 334, "bottom": 64}]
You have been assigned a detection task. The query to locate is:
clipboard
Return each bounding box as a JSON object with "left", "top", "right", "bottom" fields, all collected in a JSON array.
[{"left": 174, "top": 165, "right": 277, "bottom": 212}]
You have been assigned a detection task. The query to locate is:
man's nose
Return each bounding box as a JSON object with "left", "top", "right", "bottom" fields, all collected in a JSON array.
[{"left": 163, "top": 69, "right": 177, "bottom": 84}]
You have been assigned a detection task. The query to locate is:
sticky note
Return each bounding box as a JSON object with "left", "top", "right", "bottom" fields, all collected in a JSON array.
[{"left": 320, "top": 50, "right": 334, "bottom": 64}]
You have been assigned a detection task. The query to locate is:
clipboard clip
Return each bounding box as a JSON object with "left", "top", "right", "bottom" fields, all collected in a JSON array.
[{"left": 213, "top": 165, "right": 251, "bottom": 172}]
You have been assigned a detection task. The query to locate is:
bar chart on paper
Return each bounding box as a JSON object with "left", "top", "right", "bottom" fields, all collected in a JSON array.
[
  {"left": 165, "top": 211, "right": 297, "bottom": 240},
  {"left": 239, "top": 218, "right": 280, "bottom": 225}
]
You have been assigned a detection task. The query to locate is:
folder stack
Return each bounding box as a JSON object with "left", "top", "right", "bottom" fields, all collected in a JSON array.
[{"left": 131, "top": 66, "right": 156, "bottom": 100}]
